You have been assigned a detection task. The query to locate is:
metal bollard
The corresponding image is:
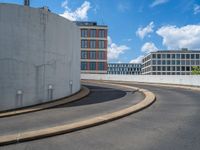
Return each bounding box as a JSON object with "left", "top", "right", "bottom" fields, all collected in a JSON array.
[
  {"left": 16, "top": 90, "right": 23, "bottom": 107},
  {"left": 48, "top": 84, "right": 53, "bottom": 100},
  {"left": 69, "top": 80, "right": 73, "bottom": 94}
]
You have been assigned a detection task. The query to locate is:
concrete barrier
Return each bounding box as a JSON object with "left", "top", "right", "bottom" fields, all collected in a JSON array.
[
  {"left": 81, "top": 74, "right": 200, "bottom": 87},
  {"left": 0, "top": 3, "right": 80, "bottom": 111}
]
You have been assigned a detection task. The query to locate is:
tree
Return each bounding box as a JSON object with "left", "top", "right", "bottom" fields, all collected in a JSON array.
[{"left": 192, "top": 66, "right": 200, "bottom": 75}]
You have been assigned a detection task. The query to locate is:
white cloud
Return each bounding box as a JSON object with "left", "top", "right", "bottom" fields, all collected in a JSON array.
[
  {"left": 141, "top": 42, "right": 158, "bottom": 53},
  {"left": 156, "top": 25, "right": 200, "bottom": 50},
  {"left": 108, "top": 36, "right": 112, "bottom": 45},
  {"left": 136, "top": 22, "right": 154, "bottom": 39},
  {"left": 194, "top": 4, "right": 200, "bottom": 15},
  {"left": 127, "top": 38, "right": 132, "bottom": 42},
  {"left": 108, "top": 36, "right": 130, "bottom": 60},
  {"left": 150, "top": 0, "right": 169, "bottom": 8},
  {"left": 60, "top": 0, "right": 91, "bottom": 21},
  {"left": 118, "top": 2, "right": 130, "bottom": 12},
  {"left": 130, "top": 55, "right": 144, "bottom": 63}
]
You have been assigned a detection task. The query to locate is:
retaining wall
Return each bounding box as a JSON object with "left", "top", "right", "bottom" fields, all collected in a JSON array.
[{"left": 81, "top": 74, "right": 200, "bottom": 87}]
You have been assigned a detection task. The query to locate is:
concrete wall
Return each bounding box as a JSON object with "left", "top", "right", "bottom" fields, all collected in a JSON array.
[
  {"left": 0, "top": 4, "right": 80, "bottom": 111},
  {"left": 81, "top": 74, "right": 200, "bottom": 87}
]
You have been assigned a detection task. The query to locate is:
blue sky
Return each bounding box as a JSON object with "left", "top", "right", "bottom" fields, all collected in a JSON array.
[{"left": 1, "top": 0, "right": 200, "bottom": 63}]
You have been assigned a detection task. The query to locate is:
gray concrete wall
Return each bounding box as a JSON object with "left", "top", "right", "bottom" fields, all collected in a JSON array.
[
  {"left": 0, "top": 3, "right": 80, "bottom": 111},
  {"left": 81, "top": 74, "right": 200, "bottom": 87}
]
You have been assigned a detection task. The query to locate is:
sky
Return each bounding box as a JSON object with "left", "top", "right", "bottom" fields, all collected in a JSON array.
[{"left": 1, "top": 0, "right": 200, "bottom": 63}]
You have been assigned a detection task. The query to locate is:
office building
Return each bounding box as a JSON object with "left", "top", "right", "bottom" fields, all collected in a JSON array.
[
  {"left": 76, "top": 21, "right": 108, "bottom": 74},
  {"left": 142, "top": 49, "right": 200, "bottom": 75},
  {"left": 107, "top": 63, "right": 142, "bottom": 75}
]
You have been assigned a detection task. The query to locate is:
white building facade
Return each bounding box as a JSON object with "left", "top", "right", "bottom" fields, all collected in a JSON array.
[{"left": 142, "top": 50, "right": 200, "bottom": 75}]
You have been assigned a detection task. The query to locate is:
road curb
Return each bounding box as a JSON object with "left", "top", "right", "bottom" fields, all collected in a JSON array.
[
  {"left": 0, "top": 83, "right": 156, "bottom": 146},
  {"left": 0, "top": 86, "right": 90, "bottom": 118}
]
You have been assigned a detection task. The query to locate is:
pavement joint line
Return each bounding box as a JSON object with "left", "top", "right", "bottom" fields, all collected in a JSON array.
[
  {"left": 0, "top": 81, "right": 156, "bottom": 146},
  {"left": 0, "top": 86, "right": 90, "bottom": 118}
]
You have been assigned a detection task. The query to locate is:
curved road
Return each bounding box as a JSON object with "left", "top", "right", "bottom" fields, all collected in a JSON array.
[{"left": 1, "top": 82, "right": 200, "bottom": 150}]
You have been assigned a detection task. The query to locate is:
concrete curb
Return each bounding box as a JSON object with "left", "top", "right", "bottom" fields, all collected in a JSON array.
[
  {"left": 0, "top": 86, "right": 90, "bottom": 118},
  {"left": 0, "top": 83, "right": 156, "bottom": 146}
]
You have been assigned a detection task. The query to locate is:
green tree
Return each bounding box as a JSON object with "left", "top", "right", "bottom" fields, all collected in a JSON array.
[{"left": 192, "top": 66, "right": 200, "bottom": 75}]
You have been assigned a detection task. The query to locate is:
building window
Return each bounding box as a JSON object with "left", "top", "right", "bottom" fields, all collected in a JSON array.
[
  {"left": 167, "top": 66, "right": 170, "bottom": 71},
  {"left": 172, "top": 54, "right": 175, "bottom": 59},
  {"left": 167, "top": 60, "right": 170, "bottom": 65},
  {"left": 157, "top": 66, "right": 161, "bottom": 71},
  {"left": 90, "top": 40, "right": 96, "bottom": 48},
  {"left": 186, "top": 60, "right": 190, "bottom": 65},
  {"left": 90, "top": 29, "right": 96, "bottom": 37},
  {"left": 186, "top": 54, "right": 190, "bottom": 59},
  {"left": 98, "top": 62, "right": 105, "bottom": 70},
  {"left": 177, "top": 66, "right": 180, "bottom": 71},
  {"left": 98, "top": 29, "right": 105, "bottom": 37},
  {"left": 181, "top": 54, "right": 185, "bottom": 59},
  {"left": 98, "top": 40, "right": 105, "bottom": 48},
  {"left": 157, "top": 54, "right": 161, "bottom": 59},
  {"left": 181, "top": 60, "right": 185, "bottom": 65},
  {"left": 90, "top": 51, "right": 96, "bottom": 59},
  {"left": 162, "top": 60, "right": 166, "bottom": 65},
  {"left": 162, "top": 66, "right": 166, "bottom": 71},
  {"left": 81, "top": 29, "right": 88, "bottom": 37},
  {"left": 98, "top": 51, "right": 104, "bottom": 59},
  {"left": 191, "top": 54, "right": 195, "bottom": 59},
  {"left": 167, "top": 54, "right": 170, "bottom": 59},
  {"left": 181, "top": 66, "right": 185, "bottom": 71},
  {"left": 191, "top": 60, "right": 195, "bottom": 65},
  {"left": 81, "top": 51, "right": 88, "bottom": 59},
  {"left": 162, "top": 54, "right": 166, "bottom": 59},
  {"left": 153, "top": 60, "right": 156, "bottom": 65},
  {"left": 89, "top": 62, "right": 96, "bottom": 70},
  {"left": 196, "top": 54, "right": 200, "bottom": 59},
  {"left": 177, "top": 60, "right": 180, "bottom": 65},
  {"left": 176, "top": 54, "right": 180, "bottom": 59},
  {"left": 81, "top": 62, "right": 87, "bottom": 70},
  {"left": 186, "top": 66, "right": 190, "bottom": 71},
  {"left": 81, "top": 40, "right": 88, "bottom": 48},
  {"left": 152, "top": 54, "right": 156, "bottom": 59}
]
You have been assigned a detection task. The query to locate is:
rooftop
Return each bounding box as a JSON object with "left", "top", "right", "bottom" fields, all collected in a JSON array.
[
  {"left": 151, "top": 50, "right": 200, "bottom": 53},
  {"left": 75, "top": 21, "right": 107, "bottom": 27}
]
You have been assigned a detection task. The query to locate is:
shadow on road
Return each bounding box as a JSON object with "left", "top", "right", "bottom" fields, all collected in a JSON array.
[{"left": 55, "top": 85, "right": 127, "bottom": 108}]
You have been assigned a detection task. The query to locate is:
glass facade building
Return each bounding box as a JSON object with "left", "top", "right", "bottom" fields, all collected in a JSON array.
[
  {"left": 76, "top": 21, "right": 108, "bottom": 74},
  {"left": 107, "top": 63, "right": 142, "bottom": 75},
  {"left": 142, "top": 50, "right": 200, "bottom": 75}
]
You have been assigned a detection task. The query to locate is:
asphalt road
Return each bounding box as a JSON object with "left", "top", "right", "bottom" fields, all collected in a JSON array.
[
  {"left": 1, "top": 82, "right": 200, "bottom": 150},
  {"left": 0, "top": 83, "right": 143, "bottom": 136}
]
